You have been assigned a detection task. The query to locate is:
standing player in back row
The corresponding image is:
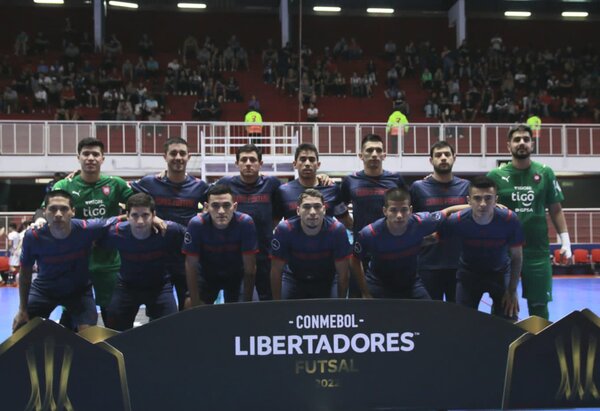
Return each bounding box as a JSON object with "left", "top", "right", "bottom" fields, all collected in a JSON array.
[
  {"left": 217, "top": 144, "right": 281, "bottom": 300},
  {"left": 275, "top": 143, "right": 353, "bottom": 229},
  {"left": 488, "top": 124, "right": 572, "bottom": 320},
  {"left": 130, "top": 137, "right": 208, "bottom": 310},
  {"left": 410, "top": 141, "right": 469, "bottom": 302},
  {"left": 53, "top": 137, "right": 134, "bottom": 324},
  {"left": 341, "top": 134, "right": 405, "bottom": 296}
]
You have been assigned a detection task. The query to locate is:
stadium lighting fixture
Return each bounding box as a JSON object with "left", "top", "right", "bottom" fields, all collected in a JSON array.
[
  {"left": 33, "top": 0, "right": 64, "bottom": 4},
  {"left": 177, "top": 3, "right": 207, "bottom": 9},
  {"left": 108, "top": 1, "right": 139, "bottom": 9},
  {"left": 561, "top": 11, "right": 589, "bottom": 17},
  {"left": 313, "top": 6, "right": 341, "bottom": 12},
  {"left": 504, "top": 11, "right": 532, "bottom": 17},
  {"left": 367, "top": 8, "right": 394, "bottom": 14}
]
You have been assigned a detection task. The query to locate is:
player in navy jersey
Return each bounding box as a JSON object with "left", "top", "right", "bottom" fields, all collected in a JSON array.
[
  {"left": 183, "top": 184, "right": 258, "bottom": 306},
  {"left": 99, "top": 194, "right": 185, "bottom": 331},
  {"left": 410, "top": 141, "right": 469, "bottom": 302},
  {"left": 271, "top": 189, "right": 352, "bottom": 300},
  {"left": 440, "top": 176, "right": 524, "bottom": 320},
  {"left": 217, "top": 144, "right": 281, "bottom": 301},
  {"left": 352, "top": 187, "right": 467, "bottom": 299},
  {"left": 13, "top": 190, "right": 111, "bottom": 332},
  {"left": 130, "top": 137, "right": 208, "bottom": 310},
  {"left": 341, "top": 134, "right": 405, "bottom": 296},
  {"left": 275, "top": 143, "right": 352, "bottom": 229}
]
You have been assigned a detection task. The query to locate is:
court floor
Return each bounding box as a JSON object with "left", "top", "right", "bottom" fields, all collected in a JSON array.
[{"left": 1, "top": 276, "right": 600, "bottom": 343}]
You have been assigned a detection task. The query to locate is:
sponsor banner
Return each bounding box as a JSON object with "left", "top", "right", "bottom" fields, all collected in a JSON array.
[{"left": 107, "top": 299, "right": 523, "bottom": 410}]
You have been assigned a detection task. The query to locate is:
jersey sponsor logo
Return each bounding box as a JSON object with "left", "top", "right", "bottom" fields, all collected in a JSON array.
[
  {"left": 184, "top": 232, "right": 192, "bottom": 244},
  {"left": 234, "top": 194, "right": 271, "bottom": 204},
  {"left": 424, "top": 197, "right": 466, "bottom": 207},
  {"left": 71, "top": 190, "right": 81, "bottom": 197},
  {"left": 354, "top": 188, "right": 387, "bottom": 197},
  {"left": 353, "top": 242, "right": 362, "bottom": 254},
  {"left": 501, "top": 176, "right": 510, "bottom": 183},
  {"left": 102, "top": 185, "right": 111, "bottom": 196},
  {"left": 511, "top": 186, "right": 535, "bottom": 211},
  {"left": 271, "top": 238, "right": 281, "bottom": 251},
  {"left": 83, "top": 205, "right": 106, "bottom": 218},
  {"left": 155, "top": 196, "right": 197, "bottom": 208}
]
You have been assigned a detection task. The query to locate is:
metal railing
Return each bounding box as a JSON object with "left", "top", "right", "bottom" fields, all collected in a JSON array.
[{"left": 1, "top": 121, "right": 599, "bottom": 157}]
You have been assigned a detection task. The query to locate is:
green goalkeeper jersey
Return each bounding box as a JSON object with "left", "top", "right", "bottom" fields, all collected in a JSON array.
[
  {"left": 53, "top": 174, "right": 134, "bottom": 273},
  {"left": 488, "top": 161, "right": 564, "bottom": 255}
]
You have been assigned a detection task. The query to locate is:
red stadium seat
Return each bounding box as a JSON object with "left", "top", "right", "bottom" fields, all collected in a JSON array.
[
  {"left": 0, "top": 256, "right": 9, "bottom": 272},
  {"left": 573, "top": 249, "right": 590, "bottom": 264},
  {"left": 553, "top": 249, "right": 563, "bottom": 264},
  {"left": 592, "top": 249, "right": 600, "bottom": 264}
]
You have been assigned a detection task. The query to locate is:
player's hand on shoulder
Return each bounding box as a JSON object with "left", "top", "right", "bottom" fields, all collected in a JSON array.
[
  {"left": 152, "top": 216, "right": 167, "bottom": 236},
  {"left": 317, "top": 174, "right": 334, "bottom": 186}
]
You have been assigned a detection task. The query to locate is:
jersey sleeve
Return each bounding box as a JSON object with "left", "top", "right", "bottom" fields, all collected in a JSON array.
[
  {"left": 182, "top": 216, "right": 203, "bottom": 256},
  {"left": 340, "top": 176, "right": 351, "bottom": 204},
  {"left": 20, "top": 230, "right": 37, "bottom": 268},
  {"left": 86, "top": 217, "right": 117, "bottom": 241},
  {"left": 129, "top": 177, "right": 149, "bottom": 195},
  {"left": 438, "top": 212, "right": 457, "bottom": 240},
  {"left": 330, "top": 186, "right": 349, "bottom": 217},
  {"left": 166, "top": 222, "right": 186, "bottom": 251},
  {"left": 240, "top": 217, "right": 259, "bottom": 254},
  {"left": 507, "top": 211, "right": 526, "bottom": 247},
  {"left": 116, "top": 176, "right": 135, "bottom": 202},
  {"left": 270, "top": 221, "right": 291, "bottom": 262},
  {"left": 353, "top": 227, "right": 372, "bottom": 261},
  {"left": 415, "top": 211, "right": 445, "bottom": 235},
  {"left": 544, "top": 166, "right": 565, "bottom": 205},
  {"left": 332, "top": 224, "right": 352, "bottom": 260}
]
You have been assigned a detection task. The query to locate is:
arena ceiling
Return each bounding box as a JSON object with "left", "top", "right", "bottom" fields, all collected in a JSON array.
[{"left": 4, "top": 0, "right": 600, "bottom": 16}]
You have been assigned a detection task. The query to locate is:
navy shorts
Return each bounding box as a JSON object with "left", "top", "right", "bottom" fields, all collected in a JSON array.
[{"left": 27, "top": 282, "right": 98, "bottom": 327}]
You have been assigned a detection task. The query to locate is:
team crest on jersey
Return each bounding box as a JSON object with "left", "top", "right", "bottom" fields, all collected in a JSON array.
[
  {"left": 533, "top": 173, "right": 541, "bottom": 183},
  {"left": 184, "top": 232, "right": 192, "bottom": 244},
  {"left": 354, "top": 242, "right": 362, "bottom": 254},
  {"left": 102, "top": 185, "right": 111, "bottom": 196},
  {"left": 271, "top": 239, "right": 281, "bottom": 251}
]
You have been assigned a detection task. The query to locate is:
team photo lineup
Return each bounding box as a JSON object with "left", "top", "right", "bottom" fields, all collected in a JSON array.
[{"left": 9, "top": 122, "right": 573, "bottom": 334}]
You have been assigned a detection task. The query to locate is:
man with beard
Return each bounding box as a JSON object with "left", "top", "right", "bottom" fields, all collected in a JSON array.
[
  {"left": 488, "top": 124, "right": 571, "bottom": 320},
  {"left": 270, "top": 189, "right": 351, "bottom": 300},
  {"left": 410, "top": 141, "right": 469, "bottom": 302},
  {"left": 275, "top": 143, "right": 352, "bottom": 229},
  {"left": 130, "top": 137, "right": 208, "bottom": 310},
  {"left": 341, "top": 134, "right": 405, "bottom": 297}
]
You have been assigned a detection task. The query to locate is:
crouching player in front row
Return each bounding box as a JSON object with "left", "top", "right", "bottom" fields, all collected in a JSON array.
[
  {"left": 440, "top": 176, "right": 524, "bottom": 320},
  {"left": 13, "top": 190, "right": 111, "bottom": 332},
  {"left": 270, "top": 189, "right": 352, "bottom": 300},
  {"left": 99, "top": 193, "right": 185, "bottom": 331},
  {"left": 351, "top": 186, "right": 467, "bottom": 300}
]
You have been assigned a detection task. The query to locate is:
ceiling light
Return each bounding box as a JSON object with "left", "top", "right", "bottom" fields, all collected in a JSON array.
[
  {"left": 367, "top": 8, "right": 394, "bottom": 14},
  {"left": 177, "top": 3, "right": 207, "bottom": 9},
  {"left": 562, "top": 11, "right": 589, "bottom": 17},
  {"left": 33, "top": 0, "right": 64, "bottom": 4},
  {"left": 504, "top": 11, "right": 532, "bottom": 17},
  {"left": 313, "top": 6, "right": 341, "bottom": 12},
  {"left": 108, "top": 1, "right": 138, "bottom": 9}
]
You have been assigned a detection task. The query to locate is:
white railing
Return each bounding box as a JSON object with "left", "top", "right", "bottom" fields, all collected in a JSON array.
[{"left": 1, "top": 121, "right": 599, "bottom": 157}]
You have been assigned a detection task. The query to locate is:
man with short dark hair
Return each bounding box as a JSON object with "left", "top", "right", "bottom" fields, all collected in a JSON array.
[
  {"left": 183, "top": 184, "right": 258, "bottom": 306},
  {"left": 341, "top": 134, "right": 405, "bottom": 296},
  {"left": 130, "top": 137, "right": 208, "bottom": 310},
  {"left": 410, "top": 141, "right": 469, "bottom": 302},
  {"left": 52, "top": 137, "right": 134, "bottom": 323},
  {"left": 275, "top": 143, "right": 352, "bottom": 229},
  {"left": 487, "top": 125, "right": 571, "bottom": 320},
  {"left": 13, "top": 190, "right": 111, "bottom": 332},
  {"left": 440, "top": 176, "right": 524, "bottom": 320},
  {"left": 217, "top": 144, "right": 281, "bottom": 300},
  {"left": 271, "top": 189, "right": 351, "bottom": 300},
  {"left": 352, "top": 186, "right": 456, "bottom": 299},
  {"left": 100, "top": 193, "right": 185, "bottom": 331}
]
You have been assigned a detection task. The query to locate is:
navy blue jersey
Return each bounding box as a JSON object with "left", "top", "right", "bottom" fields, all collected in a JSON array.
[
  {"left": 410, "top": 176, "right": 470, "bottom": 270},
  {"left": 98, "top": 221, "right": 185, "bottom": 287},
  {"left": 217, "top": 175, "right": 281, "bottom": 255},
  {"left": 341, "top": 170, "right": 405, "bottom": 236},
  {"left": 130, "top": 174, "right": 208, "bottom": 226},
  {"left": 182, "top": 211, "right": 258, "bottom": 278},
  {"left": 354, "top": 212, "right": 444, "bottom": 285},
  {"left": 275, "top": 179, "right": 348, "bottom": 220},
  {"left": 440, "top": 208, "right": 525, "bottom": 275},
  {"left": 271, "top": 216, "right": 351, "bottom": 282},
  {"left": 21, "top": 218, "right": 111, "bottom": 296}
]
